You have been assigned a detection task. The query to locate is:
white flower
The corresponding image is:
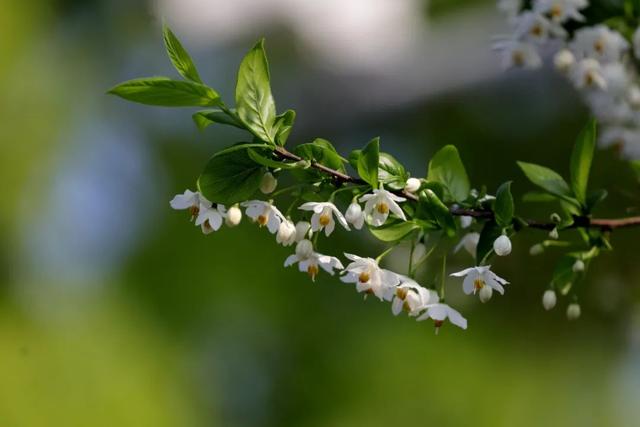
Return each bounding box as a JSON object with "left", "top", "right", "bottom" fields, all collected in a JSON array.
[
  {"left": 359, "top": 189, "right": 406, "bottom": 227},
  {"left": 284, "top": 249, "right": 344, "bottom": 282},
  {"left": 195, "top": 204, "right": 226, "bottom": 234},
  {"left": 493, "top": 235, "right": 512, "bottom": 256},
  {"left": 571, "top": 25, "right": 629, "bottom": 63},
  {"left": 416, "top": 303, "right": 468, "bottom": 332},
  {"left": 542, "top": 289, "right": 557, "bottom": 310},
  {"left": 299, "top": 202, "right": 350, "bottom": 236},
  {"left": 391, "top": 279, "right": 437, "bottom": 316},
  {"left": 404, "top": 178, "right": 421, "bottom": 193},
  {"left": 259, "top": 172, "right": 278, "bottom": 194},
  {"left": 341, "top": 253, "right": 400, "bottom": 301},
  {"left": 344, "top": 201, "right": 365, "bottom": 230},
  {"left": 492, "top": 38, "right": 542, "bottom": 69},
  {"left": 451, "top": 265, "right": 510, "bottom": 296},
  {"left": 459, "top": 215, "right": 473, "bottom": 228},
  {"left": 628, "top": 85, "right": 640, "bottom": 109},
  {"left": 295, "top": 239, "right": 314, "bottom": 259},
  {"left": 295, "top": 221, "right": 311, "bottom": 241},
  {"left": 241, "top": 200, "right": 286, "bottom": 233},
  {"left": 533, "top": 0, "right": 588, "bottom": 23},
  {"left": 454, "top": 232, "right": 480, "bottom": 257},
  {"left": 479, "top": 285, "right": 493, "bottom": 303},
  {"left": 225, "top": 205, "right": 242, "bottom": 227},
  {"left": 170, "top": 189, "right": 210, "bottom": 219},
  {"left": 566, "top": 302, "right": 581, "bottom": 320},
  {"left": 276, "top": 219, "right": 297, "bottom": 246},
  {"left": 570, "top": 58, "right": 607, "bottom": 90},
  {"left": 513, "top": 11, "right": 567, "bottom": 43},
  {"left": 572, "top": 259, "right": 585, "bottom": 272},
  {"left": 554, "top": 49, "right": 575, "bottom": 73}
]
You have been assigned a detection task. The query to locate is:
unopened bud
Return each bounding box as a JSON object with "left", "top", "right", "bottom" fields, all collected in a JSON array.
[
  {"left": 566, "top": 303, "right": 581, "bottom": 321},
  {"left": 345, "top": 202, "right": 364, "bottom": 229},
  {"left": 225, "top": 205, "right": 242, "bottom": 227},
  {"left": 460, "top": 215, "right": 473, "bottom": 229},
  {"left": 295, "top": 239, "right": 314, "bottom": 259},
  {"left": 554, "top": 49, "right": 575, "bottom": 73},
  {"left": 404, "top": 178, "right": 421, "bottom": 193},
  {"left": 493, "top": 235, "right": 512, "bottom": 256},
  {"left": 260, "top": 172, "right": 278, "bottom": 194},
  {"left": 572, "top": 259, "right": 585, "bottom": 272},
  {"left": 479, "top": 286, "right": 493, "bottom": 303},
  {"left": 548, "top": 228, "right": 559, "bottom": 240},
  {"left": 542, "top": 289, "right": 557, "bottom": 311},
  {"left": 295, "top": 221, "right": 311, "bottom": 242},
  {"left": 276, "top": 220, "right": 297, "bottom": 246},
  {"left": 529, "top": 244, "right": 544, "bottom": 256}
]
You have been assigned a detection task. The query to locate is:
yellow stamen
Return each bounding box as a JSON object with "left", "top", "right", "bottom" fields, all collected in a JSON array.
[
  {"left": 257, "top": 215, "right": 268, "bottom": 226},
  {"left": 308, "top": 264, "right": 319, "bottom": 281},
  {"left": 396, "top": 288, "right": 408, "bottom": 300},
  {"left": 512, "top": 50, "right": 525, "bottom": 66},
  {"left": 550, "top": 4, "right": 562, "bottom": 19},
  {"left": 594, "top": 39, "right": 604, "bottom": 54},
  {"left": 530, "top": 25, "right": 543, "bottom": 37},
  {"left": 474, "top": 278, "right": 485, "bottom": 290},
  {"left": 203, "top": 219, "right": 212, "bottom": 232},
  {"left": 359, "top": 272, "right": 370, "bottom": 283},
  {"left": 189, "top": 205, "right": 200, "bottom": 220},
  {"left": 376, "top": 203, "right": 389, "bottom": 214},
  {"left": 319, "top": 214, "right": 331, "bottom": 226}
]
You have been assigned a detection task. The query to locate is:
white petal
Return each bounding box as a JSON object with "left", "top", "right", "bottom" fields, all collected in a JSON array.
[
  {"left": 462, "top": 274, "right": 476, "bottom": 295},
  {"left": 298, "top": 202, "right": 317, "bottom": 212},
  {"left": 446, "top": 307, "right": 468, "bottom": 330},
  {"left": 324, "top": 218, "right": 335, "bottom": 236},
  {"left": 391, "top": 298, "right": 403, "bottom": 316},
  {"left": 450, "top": 267, "right": 475, "bottom": 277},
  {"left": 284, "top": 254, "right": 299, "bottom": 267}
]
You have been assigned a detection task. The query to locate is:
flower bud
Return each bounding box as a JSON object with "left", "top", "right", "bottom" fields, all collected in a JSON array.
[
  {"left": 459, "top": 215, "right": 473, "bottom": 229},
  {"left": 259, "top": 172, "right": 278, "bottom": 194},
  {"left": 412, "top": 242, "right": 427, "bottom": 266},
  {"left": 572, "top": 259, "right": 585, "bottom": 272},
  {"left": 566, "top": 303, "right": 581, "bottom": 321},
  {"left": 493, "top": 235, "right": 512, "bottom": 256},
  {"left": 479, "top": 286, "right": 493, "bottom": 303},
  {"left": 554, "top": 49, "right": 575, "bottom": 73},
  {"left": 542, "top": 290, "right": 556, "bottom": 311},
  {"left": 404, "top": 178, "right": 421, "bottom": 193},
  {"left": 550, "top": 213, "right": 561, "bottom": 223},
  {"left": 548, "top": 227, "right": 559, "bottom": 240},
  {"left": 529, "top": 244, "right": 544, "bottom": 256},
  {"left": 345, "top": 202, "right": 364, "bottom": 229},
  {"left": 295, "top": 221, "right": 311, "bottom": 242},
  {"left": 225, "top": 205, "right": 242, "bottom": 227},
  {"left": 295, "top": 239, "right": 314, "bottom": 259},
  {"left": 276, "top": 220, "right": 297, "bottom": 246}
]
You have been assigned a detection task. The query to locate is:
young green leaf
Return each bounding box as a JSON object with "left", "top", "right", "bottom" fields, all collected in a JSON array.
[
  {"left": 494, "top": 181, "right": 514, "bottom": 227},
  {"left": 358, "top": 138, "right": 380, "bottom": 189},
  {"left": 517, "top": 161, "right": 580, "bottom": 207},
  {"left": 273, "top": 110, "right": 296, "bottom": 146},
  {"left": 427, "top": 145, "right": 470, "bottom": 203},
  {"left": 418, "top": 190, "right": 456, "bottom": 237},
  {"left": 295, "top": 139, "right": 345, "bottom": 173},
  {"left": 192, "top": 109, "right": 244, "bottom": 131},
  {"left": 569, "top": 119, "right": 596, "bottom": 207},
  {"left": 368, "top": 220, "right": 420, "bottom": 242},
  {"left": 378, "top": 152, "right": 408, "bottom": 190},
  {"left": 476, "top": 220, "right": 503, "bottom": 264},
  {"left": 235, "top": 39, "right": 276, "bottom": 144},
  {"left": 197, "top": 148, "right": 264, "bottom": 205},
  {"left": 108, "top": 77, "right": 220, "bottom": 107},
  {"left": 162, "top": 24, "right": 203, "bottom": 83},
  {"left": 247, "top": 148, "right": 299, "bottom": 169}
]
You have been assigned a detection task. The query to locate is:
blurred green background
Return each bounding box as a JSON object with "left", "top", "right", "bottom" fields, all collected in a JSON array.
[{"left": 1, "top": 0, "right": 639, "bottom": 426}]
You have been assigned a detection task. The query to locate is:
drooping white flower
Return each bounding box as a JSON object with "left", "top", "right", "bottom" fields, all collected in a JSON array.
[
  {"left": 553, "top": 48, "right": 575, "bottom": 73},
  {"left": 542, "top": 289, "right": 557, "bottom": 310},
  {"left": 299, "top": 202, "right": 350, "bottom": 236},
  {"left": 533, "top": 0, "right": 588, "bottom": 23},
  {"left": 404, "top": 177, "right": 421, "bottom": 193},
  {"left": 572, "top": 259, "right": 585, "bottom": 272},
  {"left": 259, "top": 172, "right": 278, "bottom": 194},
  {"left": 195, "top": 204, "right": 226, "bottom": 234},
  {"left": 295, "top": 239, "right": 314, "bottom": 259},
  {"left": 391, "top": 279, "right": 437, "bottom": 317},
  {"left": 451, "top": 265, "right": 510, "bottom": 296},
  {"left": 493, "top": 235, "right": 512, "bottom": 256},
  {"left": 276, "top": 219, "right": 297, "bottom": 246},
  {"left": 284, "top": 249, "right": 344, "bottom": 282},
  {"left": 454, "top": 232, "right": 480, "bottom": 257},
  {"left": 571, "top": 25, "right": 629, "bottom": 63},
  {"left": 566, "top": 302, "right": 581, "bottom": 320},
  {"left": 241, "top": 200, "right": 286, "bottom": 233},
  {"left": 359, "top": 189, "right": 406, "bottom": 227},
  {"left": 513, "top": 11, "right": 567, "bottom": 43},
  {"left": 341, "top": 253, "right": 400, "bottom": 301},
  {"left": 225, "top": 205, "right": 242, "bottom": 227},
  {"left": 170, "top": 189, "right": 210, "bottom": 220},
  {"left": 416, "top": 303, "right": 468, "bottom": 332},
  {"left": 344, "top": 201, "right": 365, "bottom": 230},
  {"left": 295, "top": 221, "right": 311, "bottom": 241},
  {"left": 570, "top": 58, "right": 607, "bottom": 90},
  {"left": 492, "top": 38, "right": 542, "bottom": 69}
]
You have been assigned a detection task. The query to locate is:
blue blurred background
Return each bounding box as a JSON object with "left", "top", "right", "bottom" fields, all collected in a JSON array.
[{"left": 1, "top": 0, "right": 639, "bottom": 425}]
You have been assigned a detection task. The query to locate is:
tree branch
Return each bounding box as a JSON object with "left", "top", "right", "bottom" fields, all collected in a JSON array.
[{"left": 273, "top": 146, "right": 640, "bottom": 232}]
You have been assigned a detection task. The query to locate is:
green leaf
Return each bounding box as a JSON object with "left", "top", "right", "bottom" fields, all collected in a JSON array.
[
  {"left": 247, "top": 148, "right": 298, "bottom": 169},
  {"left": 569, "top": 119, "right": 596, "bottom": 207},
  {"left": 476, "top": 220, "right": 503, "bottom": 264},
  {"left": 630, "top": 160, "right": 640, "bottom": 182},
  {"left": 517, "top": 161, "right": 580, "bottom": 207},
  {"left": 192, "top": 109, "right": 244, "bottom": 131},
  {"left": 418, "top": 190, "right": 456, "bottom": 237},
  {"left": 358, "top": 138, "right": 380, "bottom": 188},
  {"left": 427, "top": 145, "right": 470, "bottom": 203},
  {"left": 295, "top": 139, "right": 345, "bottom": 172},
  {"left": 521, "top": 191, "right": 557, "bottom": 203},
  {"left": 108, "top": 77, "right": 220, "bottom": 107},
  {"left": 348, "top": 150, "right": 361, "bottom": 170},
  {"left": 273, "top": 110, "right": 296, "bottom": 146},
  {"left": 494, "top": 181, "right": 514, "bottom": 228},
  {"left": 378, "top": 152, "right": 408, "bottom": 190},
  {"left": 235, "top": 39, "right": 276, "bottom": 144},
  {"left": 368, "top": 220, "right": 420, "bottom": 242},
  {"left": 197, "top": 148, "right": 263, "bottom": 205},
  {"left": 162, "top": 24, "right": 202, "bottom": 83}
]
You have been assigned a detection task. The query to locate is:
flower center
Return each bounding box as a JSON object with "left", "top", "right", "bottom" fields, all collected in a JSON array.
[
  {"left": 189, "top": 205, "right": 200, "bottom": 220},
  {"left": 257, "top": 207, "right": 270, "bottom": 226},
  {"left": 396, "top": 288, "right": 408, "bottom": 300},
  {"left": 434, "top": 320, "right": 444, "bottom": 328},
  {"left": 376, "top": 203, "right": 389, "bottom": 214},
  {"left": 550, "top": 4, "right": 562, "bottom": 19},
  {"left": 358, "top": 272, "right": 370, "bottom": 283},
  {"left": 203, "top": 219, "right": 212, "bottom": 232},
  {"left": 584, "top": 71, "right": 596, "bottom": 87},
  {"left": 307, "top": 264, "right": 319, "bottom": 281},
  {"left": 530, "top": 24, "right": 543, "bottom": 37},
  {"left": 512, "top": 50, "right": 525, "bottom": 66},
  {"left": 593, "top": 39, "right": 605, "bottom": 54},
  {"left": 474, "top": 278, "right": 485, "bottom": 290},
  {"left": 319, "top": 214, "right": 331, "bottom": 226}
]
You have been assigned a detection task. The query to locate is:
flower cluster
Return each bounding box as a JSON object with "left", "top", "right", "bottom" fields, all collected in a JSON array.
[{"left": 495, "top": 0, "right": 640, "bottom": 159}]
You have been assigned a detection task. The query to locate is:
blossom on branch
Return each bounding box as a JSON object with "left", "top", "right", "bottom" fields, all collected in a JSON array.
[
  {"left": 299, "top": 202, "right": 349, "bottom": 236},
  {"left": 359, "top": 189, "right": 406, "bottom": 227}
]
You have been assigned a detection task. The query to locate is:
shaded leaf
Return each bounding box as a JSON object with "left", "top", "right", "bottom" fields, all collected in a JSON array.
[
  {"left": 108, "top": 77, "right": 220, "bottom": 107},
  {"left": 427, "top": 145, "right": 470, "bottom": 203},
  {"left": 197, "top": 148, "right": 263, "bottom": 205},
  {"left": 569, "top": 119, "right": 596, "bottom": 207}
]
